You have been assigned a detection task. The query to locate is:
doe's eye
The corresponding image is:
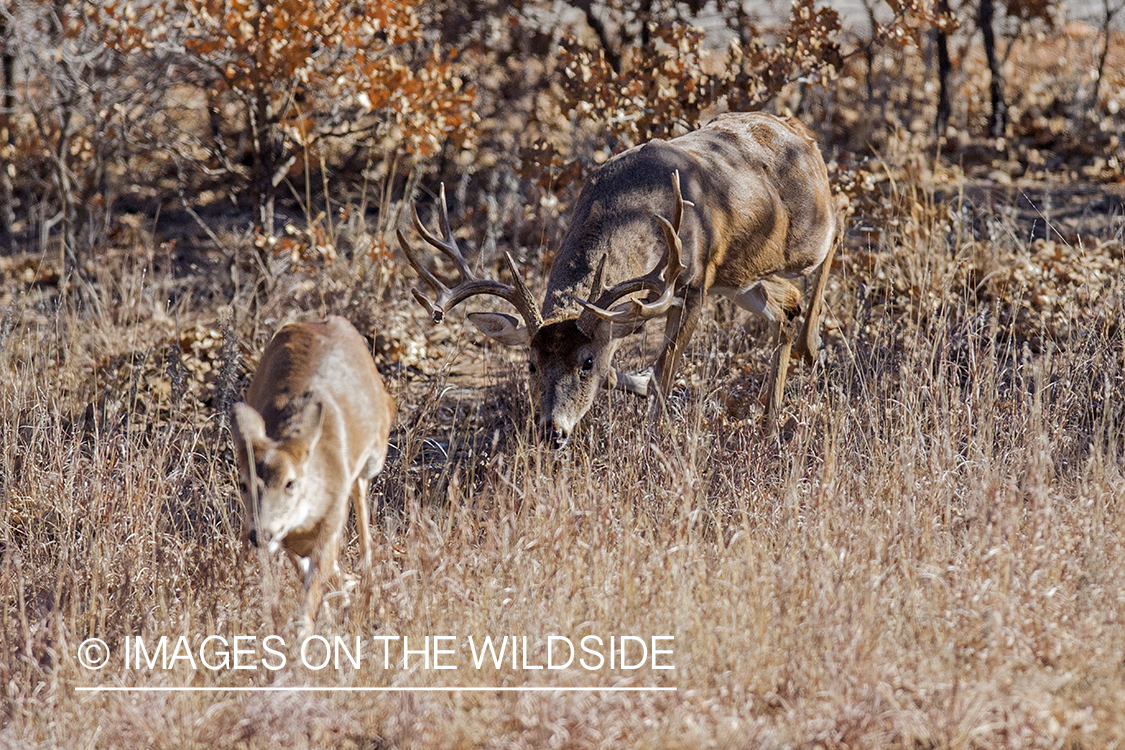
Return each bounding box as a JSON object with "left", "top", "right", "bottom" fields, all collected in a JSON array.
[
  {"left": 581, "top": 356, "right": 594, "bottom": 373},
  {"left": 529, "top": 361, "right": 537, "bottom": 375},
  {"left": 238, "top": 480, "right": 249, "bottom": 494},
  {"left": 285, "top": 479, "right": 296, "bottom": 492}
]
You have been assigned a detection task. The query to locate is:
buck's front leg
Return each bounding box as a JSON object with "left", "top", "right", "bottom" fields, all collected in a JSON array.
[
  {"left": 604, "top": 368, "right": 652, "bottom": 397},
  {"left": 600, "top": 288, "right": 700, "bottom": 404},
  {"left": 654, "top": 287, "right": 704, "bottom": 398}
]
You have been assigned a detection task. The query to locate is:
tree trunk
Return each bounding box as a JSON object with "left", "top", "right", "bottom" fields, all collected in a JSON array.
[
  {"left": 1, "top": 8, "right": 16, "bottom": 246},
  {"left": 206, "top": 87, "right": 230, "bottom": 170},
  {"left": 250, "top": 0, "right": 277, "bottom": 234},
  {"left": 1089, "top": 0, "right": 1121, "bottom": 113},
  {"left": 251, "top": 88, "right": 277, "bottom": 234},
  {"left": 862, "top": 0, "right": 878, "bottom": 104},
  {"left": 979, "top": 0, "right": 1007, "bottom": 139},
  {"left": 934, "top": 0, "right": 952, "bottom": 139},
  {"left": 571, "top": 0, "right": 622, "bottom": 74},
  {"left": 52, "top": 109, "right": 77, "bottom": 271}
]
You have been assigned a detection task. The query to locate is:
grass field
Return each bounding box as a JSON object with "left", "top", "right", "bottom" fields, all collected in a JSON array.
[{"left": 1, "top": 125, "right": 1123, "bottom": 748}]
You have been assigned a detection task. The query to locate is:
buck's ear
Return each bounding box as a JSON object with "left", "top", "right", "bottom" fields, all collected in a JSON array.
[
  {"left": 233, "top": 403, "right": 266, "bottom": 446},
  {"left": 467, "top": 312, "right": 529, "bottom": 347},
  {"left": 595, "top": 309, "right": 646, "bottom": 342}
]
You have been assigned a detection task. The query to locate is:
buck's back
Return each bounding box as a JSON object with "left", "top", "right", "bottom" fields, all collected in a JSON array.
[
  {"left": 676, "top": 113, "right": 835, "bottom": 281},
  {"left": 545, "top": 113, "right": 834, "bottom": 316}
]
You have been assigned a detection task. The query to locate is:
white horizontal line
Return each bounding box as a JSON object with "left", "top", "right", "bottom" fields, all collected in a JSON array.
[{"left": 77, "top": 686, "right": 677, "bottom": 693}]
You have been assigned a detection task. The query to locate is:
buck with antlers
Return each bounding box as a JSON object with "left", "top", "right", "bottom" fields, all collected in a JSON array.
[{"left": 401, "top": 112, "right": 842, "bottom": 445}]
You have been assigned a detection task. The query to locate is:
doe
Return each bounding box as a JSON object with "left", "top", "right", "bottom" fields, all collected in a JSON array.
[{"left": 233, "top": 316, "right": 393, "bottom": 633}]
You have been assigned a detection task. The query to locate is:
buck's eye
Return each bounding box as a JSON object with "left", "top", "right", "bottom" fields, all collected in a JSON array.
[
  {"left": 581, "top": 356, "right": 594, "bottom": 373},
  {"left": 285, "top": 479, "right": 296, "bottom": 492},
  {"left": 238, "top": 480, "right": 249, "bottom": 494},
  {"left": 529, "top": 361, "right": 537, "bottom": 375}
]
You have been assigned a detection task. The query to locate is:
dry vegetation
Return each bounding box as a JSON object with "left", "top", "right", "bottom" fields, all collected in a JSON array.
[{"left": 2, "top": 1, "right": 1125, "bottom": 748}]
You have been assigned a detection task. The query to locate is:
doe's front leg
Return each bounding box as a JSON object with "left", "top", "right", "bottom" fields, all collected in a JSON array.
[{"left": 351, "top": 476, "right": 372, "bottom": 571}]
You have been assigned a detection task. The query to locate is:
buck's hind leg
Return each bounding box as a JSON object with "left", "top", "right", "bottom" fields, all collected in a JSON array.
[
  {"left": 718, "top": 278, "right": 802, "bottom": 429},
  {"left": 765, "top": 318, "right": 795, "bottom": 431},
  {"left": 795, "top": 228, "right": 839, "bottom": 366},
  {"left": 761, "top": 279, "right": 802, "bottom": 431}
]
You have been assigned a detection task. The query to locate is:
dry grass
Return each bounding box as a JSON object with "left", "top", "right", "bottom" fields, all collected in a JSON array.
[{"left": 1, "top": 141, "right": 1124, "bottom": 750}]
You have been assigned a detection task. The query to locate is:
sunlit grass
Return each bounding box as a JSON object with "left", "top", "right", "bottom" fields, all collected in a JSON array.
[{"left": 2, "top": 150, "right": 1124, "bottom": 749}]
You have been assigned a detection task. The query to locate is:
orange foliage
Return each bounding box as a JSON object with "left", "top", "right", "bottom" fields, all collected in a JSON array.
[{"left": 100, "top": 0, "right": 474, "bottom": 164}]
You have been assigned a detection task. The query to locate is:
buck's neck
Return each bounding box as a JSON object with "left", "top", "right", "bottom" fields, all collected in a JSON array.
[{"left": 541, "top": 141, "right": 701, "bottom": 318}]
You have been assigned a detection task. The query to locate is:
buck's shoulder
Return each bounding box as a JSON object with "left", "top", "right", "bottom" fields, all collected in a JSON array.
[
  {"left": 702, "top": 112, "right": 817, "bottom": 146},
  {"left": 584, "top": 137, "right": 698, "bottom": 191}
]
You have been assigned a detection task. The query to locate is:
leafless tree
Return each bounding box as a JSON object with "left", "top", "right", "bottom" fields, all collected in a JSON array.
[
  {"left": 979, "top": 0, "right": 1007, "bottom": 137},
  {"left": 1, "top": 2, "right": 15, "bottom": 247},
  {"left": 1090, "top": 0, "right": 1125, "bottom": 112}
]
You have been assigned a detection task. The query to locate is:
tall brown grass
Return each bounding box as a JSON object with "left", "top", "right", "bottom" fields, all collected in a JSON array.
[{"left": 1, "top": 142, "right": 1123, "bottom": 749}]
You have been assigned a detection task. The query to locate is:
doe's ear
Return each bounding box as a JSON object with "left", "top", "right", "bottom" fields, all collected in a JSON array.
[
  {"left": 285, "top": 398, "right": 324, "bottom": 461},
  {"left": 233, "top": 402, "right": 266, "bottom": 447},
  {"left": 467, "top": 312, "right": 529, "bottom": 347}
]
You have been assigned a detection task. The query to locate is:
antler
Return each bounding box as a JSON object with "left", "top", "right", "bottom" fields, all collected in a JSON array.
[
  {"left": 398, "top": 184, "right": 543, "bottom": 335},
  {"left": 575, "top": 170, "right": 691, "bottom": 331}
]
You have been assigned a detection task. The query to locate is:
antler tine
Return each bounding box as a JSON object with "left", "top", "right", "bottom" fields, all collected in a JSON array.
[
  {"left": 502, "top": 250, "right": 544, "bottom": 331},
  {"left": 410, "top": 185, "right": 473, "bottom": 280},
  {"left": 588, "top": 253, "right": 608, "bottom": 301},
  {"left": 653, "top": 213, "right": 686, "bottom": 287},
  {"left": 669, "top": 169, "right": 694, "bottom": 237},
  {"left": 659, "top": 169, "right": 692, "bottom": 283},
  {"left": 398, "top": 228, "right": 448, "bottom": 322},
  {"left": 572, "top": 243, "right": 682, "bottom": 326},
  {"left": 574, "top": 248, "right": 682, "bottom": 324},
  {"left": 403, "top": 185, "right": 542, "bottom": 334}
]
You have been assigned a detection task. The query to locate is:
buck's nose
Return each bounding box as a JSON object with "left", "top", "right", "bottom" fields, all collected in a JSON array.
[
  {"left": 248, "top": 529, "right": 259, "bottom": 547},
  {"left": 540, "top": 419, "right": 570, "bottom": 448}
]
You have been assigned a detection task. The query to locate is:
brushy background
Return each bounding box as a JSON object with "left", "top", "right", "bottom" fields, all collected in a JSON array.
[{"left": 1, "top": 0, "right": 1124, "bottom": 747}]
